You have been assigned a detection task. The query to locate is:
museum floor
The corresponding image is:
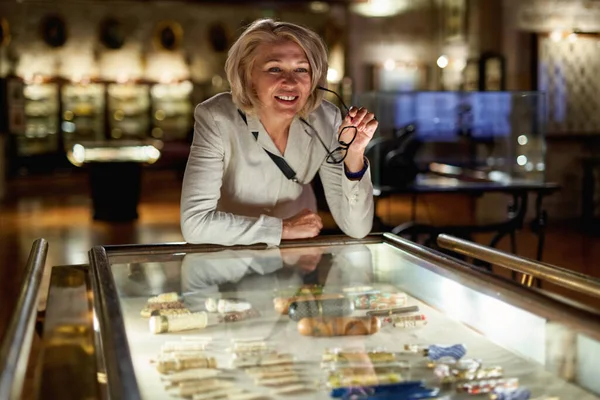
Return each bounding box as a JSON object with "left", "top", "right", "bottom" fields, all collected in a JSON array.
[{"left": 1, "top": 168, "right": 600, "bottom": 345}]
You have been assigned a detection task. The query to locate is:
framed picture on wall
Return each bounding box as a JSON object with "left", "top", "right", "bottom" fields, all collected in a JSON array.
[
  {"left": 40, "top": 14, "right": 68, "bottom": 48},
  {"left": 154, "top": 21, "right": 183, "bottom": 51},
  {"left": 99, "top": 17, "right": 126, "bottom": 50}
]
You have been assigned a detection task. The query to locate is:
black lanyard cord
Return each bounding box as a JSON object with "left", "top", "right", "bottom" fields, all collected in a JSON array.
[{"left": 238, "top": 109, "right": 299, "bottom": 183}]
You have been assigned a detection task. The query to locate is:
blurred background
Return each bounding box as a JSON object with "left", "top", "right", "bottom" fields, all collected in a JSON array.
[{"left": 2, "top": 0, "right": 600, "bottom": 330}]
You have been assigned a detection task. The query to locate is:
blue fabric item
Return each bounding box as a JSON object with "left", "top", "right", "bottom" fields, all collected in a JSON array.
[
  {"left": 427, "top": 344, "right": 467, "bottom": 361},
  {"left": 493, "top": 387, "right": 531, "bottom": 400},
  {"left": 330, "top": 381, "right": 440, "bottom": 399}
]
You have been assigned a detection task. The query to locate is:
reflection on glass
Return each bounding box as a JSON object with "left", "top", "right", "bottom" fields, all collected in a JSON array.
[{"left": 179, "top": 245, "right": 374, "bottom": 312}]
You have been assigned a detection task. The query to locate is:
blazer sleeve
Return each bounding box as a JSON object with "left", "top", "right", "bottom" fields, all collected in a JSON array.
[
  {"left": 317, "top": 108, "right": 375, "bottom": 239},
  {"left": 180, "top": 104, "right": 283, "bottom": 246}
]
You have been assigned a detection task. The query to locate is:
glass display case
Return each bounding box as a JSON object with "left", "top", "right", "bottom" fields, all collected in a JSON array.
[
  {"left": 61, "top": 83, "right": 106, "bottom": 145},
  {"left": 355, "top": 91, "right": 546, "bottom": 188},
  {"left": 13, "top": 82, "right": 60, "bottom": 156},
  {"left": 28, "top": 233, "right": 600, "bottom": 400},
  {"left": 150, "top": 81, "right": 193, "bottom": 141},
  {"left": 64, "top": 139, "right": 163, "bottom": 222},
  {"left": 107, "top": 83, "right": 150, "bottom": 140}
]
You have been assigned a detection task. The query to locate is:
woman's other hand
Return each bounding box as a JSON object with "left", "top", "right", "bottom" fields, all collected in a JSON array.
[{"left": 281, "top": 208, "right": 323, "bottom": 240}]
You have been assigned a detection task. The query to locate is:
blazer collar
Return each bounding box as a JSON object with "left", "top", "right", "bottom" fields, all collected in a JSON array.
[{"left": 246, "top": 114, "right": 315, "bottom": 165}]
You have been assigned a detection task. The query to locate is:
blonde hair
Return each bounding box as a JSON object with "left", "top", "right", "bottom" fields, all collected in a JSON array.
[{"left": 225, "top": 19, "right": 328, "bottom": 117}]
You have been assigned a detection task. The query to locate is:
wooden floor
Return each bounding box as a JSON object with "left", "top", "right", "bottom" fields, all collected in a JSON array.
[{"left": 1, "top": 168, "right": 600, "bottom": 344}]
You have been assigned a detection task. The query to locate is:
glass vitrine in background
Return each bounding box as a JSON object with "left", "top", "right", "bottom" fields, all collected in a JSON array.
[
  {"left": 355, "top": 91, "right": 546, "bottom": 188},
  {"left": 107, "top": 83, "right": 150, "bottom": 140},
  {"left": 150, "top": 80, "right": 193, "bottom": 141},
  {"left": 61, "top": 83, "right": 105, "bottom": 145},
  {"left": 17, "top": 82, "right": 60, "bottom": 156}
]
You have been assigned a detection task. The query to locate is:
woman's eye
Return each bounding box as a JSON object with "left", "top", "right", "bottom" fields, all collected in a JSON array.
[
  {"left": 268, "top": 67, "right": 281, "bottom": 72},
  {"left": 296, "top": 68, "right": 309, "bottom": 73}
]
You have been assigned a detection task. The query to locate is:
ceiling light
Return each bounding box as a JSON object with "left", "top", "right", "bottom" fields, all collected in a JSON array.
[
  {"left": 308, "top": 1, "right": 329, "bottom": 13},
  {"left": 350, "top": 0, "right": 413, "bottom": 18},
  {"left": 437, "top": 55, "right": 449, "bottom": 69},
  {"left": 550, "top": 30, "right": 562, "bottom": 42}
]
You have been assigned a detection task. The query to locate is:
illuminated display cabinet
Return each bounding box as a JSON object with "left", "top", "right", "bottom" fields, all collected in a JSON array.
[
  {"left": 150, "top": 81, "right": 193, "bottom": 141},
  {"left": 9, "top": 80, "right": 60, "bottom": 157},
  {"left": 61, "top": 83, "right": 106, "bottom": 145},
  {"left": 107, "top": 83, "right": 151, "bottom": 140}
]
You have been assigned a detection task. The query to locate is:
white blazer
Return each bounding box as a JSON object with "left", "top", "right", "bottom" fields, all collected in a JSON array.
[{"left": 180, "top": 92, "right": 374, "bottom": 246}]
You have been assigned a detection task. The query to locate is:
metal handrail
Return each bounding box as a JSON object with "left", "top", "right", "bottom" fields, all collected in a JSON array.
[
  {"left": 0, "top": 238, "right": 48, "bottom": 400},
  {"left": 437, "top": 234, "right": 600, "bottom": 300}
]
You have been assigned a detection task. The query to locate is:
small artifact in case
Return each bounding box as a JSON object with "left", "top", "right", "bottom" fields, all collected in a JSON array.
[
  {"left": 288, "top": 297, "right": 354, "bottom": 321},
  {"left": 141, "top": 292, "right": 187, "bottom": 318},
  {"left": 149, "top": 312, "right": 218, "bottom": 334}
]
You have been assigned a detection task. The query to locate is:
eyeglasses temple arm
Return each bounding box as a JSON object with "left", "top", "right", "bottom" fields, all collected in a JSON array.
[{"left": 317, "top": 86, "right": 351, "bottom": 114}]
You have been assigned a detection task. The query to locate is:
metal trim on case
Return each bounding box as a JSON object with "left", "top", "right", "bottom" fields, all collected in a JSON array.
[{"left": 89, "top": 245, "right": 141, "bottom": 400}]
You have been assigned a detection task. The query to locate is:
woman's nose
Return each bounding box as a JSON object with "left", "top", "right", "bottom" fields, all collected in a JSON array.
[{"left": 280, "top": 72, "right": 297, "bottom": 86}]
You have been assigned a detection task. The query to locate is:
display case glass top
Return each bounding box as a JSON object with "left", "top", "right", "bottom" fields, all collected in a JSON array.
[{"left": 86, "top": 234, "right": 600, "bottom": 400}]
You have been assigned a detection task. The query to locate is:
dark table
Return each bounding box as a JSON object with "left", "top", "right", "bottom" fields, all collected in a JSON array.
[{"left": 374, "top": 175, "right": 561, "bottom": 267}]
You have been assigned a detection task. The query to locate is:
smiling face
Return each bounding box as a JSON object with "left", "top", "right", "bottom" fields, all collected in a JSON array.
[{"left": 251, "top": 40, "right": 312, "bottom": 121}]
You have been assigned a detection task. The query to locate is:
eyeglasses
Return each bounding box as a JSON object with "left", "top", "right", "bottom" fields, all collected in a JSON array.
[{"left": 316, "top": 86, "right": 358, "bottom": 164}]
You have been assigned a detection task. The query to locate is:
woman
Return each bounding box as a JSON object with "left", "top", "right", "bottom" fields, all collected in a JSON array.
[{"left": 181, "top": 19, "right": 378, "bottom": 246}]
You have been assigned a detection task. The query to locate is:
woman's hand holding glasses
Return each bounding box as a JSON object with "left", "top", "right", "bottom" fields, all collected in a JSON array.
[
  {"left": 339, "top": 106, "right": 378, "bottom": 172},
  {"left": 317, "top": 86, "right": 378, "bottom": 169}
]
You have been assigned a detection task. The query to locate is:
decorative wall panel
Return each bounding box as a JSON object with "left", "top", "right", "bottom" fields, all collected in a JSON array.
[{"left": 538, "top": 35, "right": 600, "bottom": 135}]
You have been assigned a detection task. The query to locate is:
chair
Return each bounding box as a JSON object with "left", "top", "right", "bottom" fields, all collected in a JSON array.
[{"left": 365, "top": 123, "right": 422, "bottom": 188}]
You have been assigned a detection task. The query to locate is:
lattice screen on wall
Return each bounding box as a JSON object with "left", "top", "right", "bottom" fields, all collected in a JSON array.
[{"left": 539, "top": 35, "right": 600, "bottom": 134}]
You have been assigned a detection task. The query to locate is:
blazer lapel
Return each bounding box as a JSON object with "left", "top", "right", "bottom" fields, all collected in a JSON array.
[{"left": 246, "top": 114, "right": 282, "bottom": 156}]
